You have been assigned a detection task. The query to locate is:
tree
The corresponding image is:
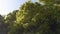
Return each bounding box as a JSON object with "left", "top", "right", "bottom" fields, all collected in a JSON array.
[
  {"left": 5, "top": 0, "right": 60, "bottom": 34},
  {"left": 0, "top": 15, "right": 7, "bottom": 34},
  {"left": 5, "top": 10, "right": 18, "bottom": 34}
]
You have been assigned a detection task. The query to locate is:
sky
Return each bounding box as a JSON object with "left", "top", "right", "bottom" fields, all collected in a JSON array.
[{"left": 0, "top": 0, "right": 38, "bottom": 15}]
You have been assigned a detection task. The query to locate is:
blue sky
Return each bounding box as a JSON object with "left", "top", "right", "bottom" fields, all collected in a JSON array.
[{"left": 0, "top": 0, "right": 38, "bottom": 15}]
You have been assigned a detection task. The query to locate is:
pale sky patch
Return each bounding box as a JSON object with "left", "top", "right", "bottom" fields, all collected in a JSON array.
[{"left": 0, "top": 0, "right": 37, "bottom": 15}]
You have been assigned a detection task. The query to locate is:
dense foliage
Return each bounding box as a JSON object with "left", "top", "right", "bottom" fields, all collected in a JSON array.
[{"left": 0, "top": 0, "right": 60, "bottom": 34}]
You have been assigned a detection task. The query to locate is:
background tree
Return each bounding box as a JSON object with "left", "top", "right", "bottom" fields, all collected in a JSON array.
[{"left": 0, "top": 15, "right": 7, "bottom": 34}]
